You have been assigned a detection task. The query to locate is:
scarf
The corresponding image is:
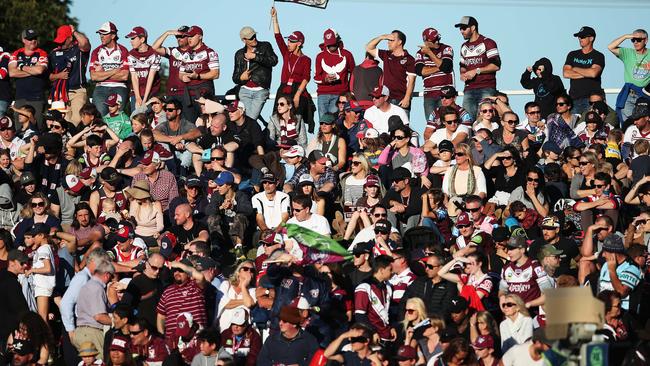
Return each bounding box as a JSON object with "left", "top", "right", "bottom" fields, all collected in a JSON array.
[{"left": 448, "top": 165, "right": 476, "bottom": 197}]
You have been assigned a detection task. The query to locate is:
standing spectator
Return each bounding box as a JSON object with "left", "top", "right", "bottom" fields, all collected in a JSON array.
[
  {"left": 151, "top": 26, "right": 191, "bottom": 109},
  {"left": 233, "top": 26, "right": 278, "bottom": 121},
  {"left": 455, "top": 16, "right": 501, "bottom": 120},
  {"left": 0, "top": 250, "right": 29, "bottom": 350},
  {"left": 608, "top": 29, "right": 649, "bottom": 121},
  {"left": 90, "top": 22, "right": 129, "bottom": 116},
  {"left": 415, "top": 27, "right": 454, "bottom": 121},
  {"left": 257, "top": 305, "right": 319, "bottom": 366},
  {"left": 314, "top": 28, "right": 355, "bottom": 119},
  {"left": 128, "top": 317, "right": 169, "bottom": 366},
  {"left": 354, "top": 255, "right": 395, "bottom": 343},
  {"left": 75, "top": 260, "right": 115, "bottom": 358},
  {"left": 563, "top": 26, "right": 606, "bottom": 114},
  {"left": 350, "top": 52, "right": 382, "bottom": 110},
  {"left": 520, "top": 58, "right": 566, "bottom": 119},
  {"left": 49, "top": 24, "right": 91, "bottom": 125},
  {"left": 8, "top": 29, "right": 49, "bottom": 130},
  {"left": 267, "top": 95, "right": 307, "bottom": 148},
  {"left": 0, "top": 46, "right": 10, "bottom": 117},
  {"left": 366, "top": 30, "right": 416, "bottom": 114},
  {"left": 177, "top": 26, "right": 220, "bottom": 122},
  {"left": 271, "top": 7, "right": 314, "bottom": 133},
  {"left": 546, "top": 94, "right": 583, "bottom": 149},
  {"left": 126, "top": 26, "right": 161, "bottom": 112}
]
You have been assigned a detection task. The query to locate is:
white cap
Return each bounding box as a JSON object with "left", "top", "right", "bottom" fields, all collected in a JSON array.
[
  {"left": 230, "top": 308, "right": 248, "bottom": 326},
  {"left": 204, "top": 99, "right": 225, "bottom": 114},
  {"left": 283, "top": 145, "right": 305, "bottom": 158},
  {"left": 365, "top": 128, "right": 379, "bottom": 139},
  {"left": 297, "top": 297, "right": 310, "bottom": 310},
  {"left": 298, "top": 174, "right": 314, "bottom": 185}
]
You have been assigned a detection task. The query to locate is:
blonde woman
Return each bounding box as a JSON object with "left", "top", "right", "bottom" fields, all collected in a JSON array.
[
  {"left": 401, "top": 297, "right": 427, "bottom": 347},
  {"left": 441, "top": 143, "right": 487, "bottom": 217},
  {"left": 499, "top": 293, "right": 533, "bottom": 354},
  {"left": 217, "top": 260, "right": 257, "bottom": 331},
  {"left": 472, "top": 101, "right": 499, "bottom": 132},
  {"left": 415, "top": 315, "right": 446, "bottom": 364},
  {"left": 126, "top": 180, "right": 164, "bottom": 247},
  {"left": 469, "top": 311, "right": 500, "bottom": 351}
]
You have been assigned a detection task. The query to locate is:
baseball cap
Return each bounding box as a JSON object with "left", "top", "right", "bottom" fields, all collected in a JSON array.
[
  {"left": 297, "top": 174, "right": 314, "bottom": 187},
  {"left": 186, "top": 25, "right": 203, "bottom": 37},
  {"left": 395, "top": 345, "right": 417, "bottom": 361},
  {"left": 230, "top": 308, "right": 248, "bottom": 326},
  {"left": 538, "top": 244, "right": 564, "bottom": 261},
  {"left": 320, "top": 114, "right": 336, "bottom": 125},
  {"left": 541, "top": 216, "right": 561, "bottom": 229},
  {"left": 283, "top": 145, "right": 305, "bottom": 158},
  {"left": 214, "top": 171, "right": 235, "bottom": 186},
  {"left": 260, "top": 172, "right": 277, "bottom": 183},
  {"left": 574, "top": 26, "right": 596, "bottom": 38},
  {"left": 195, "top": 256, "right": 219, "bottom": 271},
  {"left": 125, "top": 26, "right": 147, "bottom": 39},
  {"left": 54, "top": 25, "right": 73, "bottom": 43},
  {"left": 440, "top": 86, "right": 458, "bottom": 98},
  {"left": 21, "top": 29, "right": 38, "bottom": 41},
  {"left": 240, "top": 26, "right": 256, "bottom": 40},
  {"left": 12, "top": 339, "right": 35, "bottom": 356},
  {"left": 391, "top": 167, "right": 411, "bottom": 182},
  {"left": 104, "top": 93, "right": 123, "bottom": 107},
  {"left": 364, "top": 174, "right": 380, "bottom": 188},
  {"left": 631, "top": 104, "right": 650, "bottom": 120},
  {"left": 602, "top": 234, "right": 625, "bottom": 254},
  {"left": 374, "top": 219, "right": 391, "bottom": 234},
  {"left": 226, "top": 100, "right": 246, "bottom": 113},
  {"left": 422, "top": 27, "right": 440, "bottom": 42},
  {"left": 100, "top": 167, "right": 121, "bottom": 184},
  {"left": 438, "top": 139, "right": 454, "bottom": 153},
  {"left": 97, "top": 21, "right": 118, "bottom": 35},
  {"left": 352, "top": 241, "right": 373, "bottom": 255},
  {"left": 308, "top": 150, "right": 328, "bottom": 164},
  {"left": 492, "top": 226, "right": 510, "bottom": 242},
  {"left": 185, "top": 175, "right": 202, "bottom": 188},
  {"left": 175, "top": 312, "right": 194, "bottom": 337},
  {"left": 44, "top": 109, "right": 64, "bottom": 122},
  {"left": 286, "top": 31, "right": 305, "bottom": 44},
  {"left": 20, "top": 172, "right": 35, "bottom": 186},
  {"left": 79, "top": 167, "right": 96, "bottom": 180},
  {"left": 454, "top": 16, "right": 479, "bottom": 28},
  {"left": 388, "top": 115, "right": 405, "bottom": 132},
  {"left": 140, "top": 150, "right": 161, "bottom": 166},
  {"left": 7, "top": 249, "right": 29, "bottom": 264},
  {"left": 448, "top": 295, "right": 469, "bottom": 313},
  {"left": 344, "top": 100, "right": 363, "bottom": 112},
  {"left": 472, "top": 335, "right": 495, "bottom": 349},
  {"left": 369, "top": 85, "right": 390, "bottom": 98},
  {"left": 506, "top": 235, "right": 527, "bottom": 249},
  {"left": 64, "top": 174, "right": 84, "bottom": 194},
  {"left": 115, "top": 222, "right": 135, "bottom": 243},
  {"left": 109, "top": 335, "right": 130, "bottom": 353},
  {"left": 456, "top": 212, "right": 472, "bottom": 226},
  {"left": 322, "top": 28, "right": 339, "bottom": 46},
  {"left": 542, "top": 141, "right": 562, "bottom": 155},
  {"left": 204, "top": 99, "right": 225, "bottom": 114},
  {"left": 26, "top": 223, "right": 50, "bottom": 236},
  {"left": 0, "top": 116, "right": 13, "bottom": 130},
  {"left": 159, "top": 232, "right": 177, "bottom": 259},
  {"left": 364, "top": 128, "right": 379, "bottom": 139}
]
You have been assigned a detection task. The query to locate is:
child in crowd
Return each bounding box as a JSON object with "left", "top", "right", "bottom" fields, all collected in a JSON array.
[
  {"left": 421, "top": 188, "right": 452, "bottom": 245},
  {"left": 97, "top": 198, "right": 123, "bottom": 225},
  {"left": 24, "top": 224, "right": 57, "bottom": 322},
  {"left": 358, "top": 128, "right": 383, "bottom": 168},
  {"left": 77, "top": 341, "right": 104, "bottom": 366},
  {"left": 627, "top": 139, "right": 650, "bottom": 185}
]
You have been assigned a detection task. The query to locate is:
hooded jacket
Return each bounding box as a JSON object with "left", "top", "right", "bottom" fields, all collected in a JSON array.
[
  {"left": 520, "top": 57, "right": 565, "bottom": 118},
  {"left": 314, "top": 43, "right": 356, "bottom": 95}
]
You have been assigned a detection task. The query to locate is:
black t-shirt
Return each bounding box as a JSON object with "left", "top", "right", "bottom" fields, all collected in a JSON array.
[
  {"left": 228, "top": 117, "right": 264, "bottom": 174},
  {"left": 382, "top": 186, "right": 426, "bottom": 222},
  {"left": 488, "top": 165, "right": 526, "bottom": 194},
  {"left": 197, "top": 128, "right": 240, "bottom": 150},
  {"left": 528, "top": 236, "right": 580, "bottom": 277},
  {"left": 342, "top": 351, "right": 373, "bottom": 366},
  {"left": 170, "top": 221, "right": 209, "bottom": 254},
  {"left": 123, "top": 273, "right": 163, "bottom": 329},
  {"left": 630, "top": 155, "right": 650, "bottom": 185},
  {"left": 564, "top": 49, "right": 605, "bottom": 99},
  {"left": 0, "top": 53, "right": 10, "bottom": 101}
]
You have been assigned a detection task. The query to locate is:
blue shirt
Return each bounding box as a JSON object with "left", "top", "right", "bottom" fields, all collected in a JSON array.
[
  {"left": 59, "top": 267, "right": 91, "bottom": 332},
  {"left": 598, "top": 259, "right": 642, "bottom": 310},
  {"left": 49, "top": 43, "right": 89, "bottom": 90}
]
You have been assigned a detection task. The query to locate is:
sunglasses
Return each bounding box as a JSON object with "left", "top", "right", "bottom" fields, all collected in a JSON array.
[
  {"left": 354, "top": 253, "right": 365, "bottom": 258},
  {"left": 503, "top": 120, "right": 517, "bottom": 125},
  {"left": 501, "top": 302, "right": 516, "bottom": 308},
  {"left": 425, "top": 264, "right": 440, "bottom": 270},
  {"left": 632, "top": 37, "right": 646, "bottom": 43},
  {"left": 336, "top": 101, "right": 346, "bottom": 105},
  {"left": 594, "top": 184, "right": 605, "bottom": 188},
  {"left": 637, "top": 219, "right": 648, "bottom": 225},
  {"left": 457, "top": 224, "right": 471, "bottom": 229},
  {"left": 350, "top": 336, "right": 368, "bottom": 343},
  {"left": 579, "top": 161, "right": 590, "bottom": 166},
  {"left": 527, "top": 177, "right": 540, "bottom": 182},
  {"left": 147, "top": 262, "right": 161, "bottom": 271},
  {"left": 240, "top": 267, "right": 254, "bottom": 272},
  {"left": 441, "top": 96, "right": 454, "bottom": 100},
  {"left": 351, "top": 161, "right": 361, "bottom": 166},
  {"left": 31, "top": 201, "right": 45, "bottom": 207},
  {"left": 497, "top": 156, "right": 513, "bottom": 161},
  {"left": 277, "top": 102, "right": 287, "bottom": 107},
  {"left": 556, "top": 102, "right": 568, "bottom": 107},
  {"left": 445, "top": 119, "right": 459, "bottom": 125},
  {"left": 262, "top": 180, "right": 276, "bottom": 185},
  {"left": 129, "top": 329, "right": 144, "bottom": 336},
  {"left": 211, "top": 156, "right": 225, "bottom": 161},
  {"left": 455, "top": 152, "right": 465, "bottom": 157},
  {"left": 527, "top": 110, "right": 541, "bottom": 115},
  {"left": 459, "top": 26, "right": 469, "bottom": 31},
  {"left": 374, "top": 230, "right": 389, "bottom": 235},
  {"left": 467, "top": 207, "right": 481, "bottom": 213},
  {"left": 481, "top": 109, "right": 494, "bottom": 114},
  {"left": 165, "top": 108, "right": 177, "bottom": 112},
  {"left": 405, "top": 309, "right": 417, "bottom": 314},
  {"left": 292, "top": 206, "right": 305, "bottom": 212},
  {"left": 50, "top": 124, "right": 62, "bottom": 130},
  {"left": 393, "top": 135, "right": 408, "bottom": 140},
  {"left": 175, "top": 35, "right": 188, "bottom": 39},
  {"left": 374, "top": 213, "right": 387, "bottom": 218}
]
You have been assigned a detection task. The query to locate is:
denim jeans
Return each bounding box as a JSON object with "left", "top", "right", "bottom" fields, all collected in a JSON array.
[
  {"left": 239, "top": 88, "right": 270, "bottom": 121},
  {"left": 621, "top": 89, "right": 639, "bottom": 122},
  {"left": 462, "top": 87, "right": 496, "bottom": 121},
  {"left": 423, "top": 97, "right": 442, "bottom": 122},
  {"left": 0, "top": 100, "right": 9, "bottom": 117},
  {"left": 93, "top": 86, "right": 128, "bottom": 117},
  {"left": 572, "top": 97, "right": 590, "bottom": 115},
  {"left": 317, "top": 94, "right": 339, "bottom": 119}
]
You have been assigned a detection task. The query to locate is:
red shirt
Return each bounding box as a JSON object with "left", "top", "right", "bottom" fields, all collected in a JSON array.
[
  {"left": 128, "top": 46, "right": 161, "bottom": 97},
  {"left": 180, "top": 43, "right": 219, "bottom": 87},
  {"left": 90, "top": 43, "right": 129, "bottom": 88},
  {"left": 314, "top": 46, "right": 355, "bottom": 95},
  {"left": 156, "top": 280, "right": 207, "bottom": 345},
  {"left": 354, "top": 279, "right": 392, "bottom": 339},
  {"left": 377, "top": 49, "right": 416, "bottom": 101},
  {"left": 274, "top": 33, "right": 311, "bottom": 86},
  {"left": 500, "top": 258, "right": 548, "bottom": 304},
  {"left": 459, "top": 35, "right": 499, "bottom": 90},
  {"left": 164, "top": 46, "right": 190, "bottom": 95},
  {"left": 131, "top": 335, "right": 169, "bottom": 365},
  {"left": 415, "top": 43, "right": 454, "bottom": 98}
]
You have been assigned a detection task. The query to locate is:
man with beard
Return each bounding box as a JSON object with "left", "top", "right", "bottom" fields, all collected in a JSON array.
[
  {"left": 151, "top": 25, "right": 191, "bottom": 105},
  {"left": 528, "top": 216, "right": 580, "bottom": 277},
  {"left": 89, "top": 22, "right": 129, "bottom": 116},
  {"left": 578, "top": 216, "right": 616, "bottom": 283},
  {"left": 129, "top": 317, "right": 169, "bottom": 366},
  {"left": 323, "top": 323, "right": 375, "bottom": 365},
  {"left": 169, "top": 203, "right": 209, "bottom": 258},
  {"left": 415, "top": 27, "right": 454, "bottom": 122},
  {"left": 156, "top": 258, "right": 207, "bottom": 348},
  {"left": 538, "top": 245, "right": 563, "bottom": 287},
  {"left": 423, "top": 85, "right": 472, "bottom": 140}
]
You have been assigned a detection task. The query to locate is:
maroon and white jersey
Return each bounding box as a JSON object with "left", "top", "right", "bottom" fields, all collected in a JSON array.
[
  {"left": 460, "top": 273, "right": 493, "bottom": 298},
  {"left": 415, "top": 43, "right": 454, "bottom": 98},
  {"left": 131, "top": 336, "right": 169, "bottom": 366},
  {"left": 109, "top": 242, "right": 145, "bottom": 263},
  {"left": 164, "top": 46, "right": 190, "bottom": 95},
  {"left": 314, "top": 46, "right": 355, "bottom": 95},
  {"left": 459, "top": 35, "right": 499, "bottom": 90},
  {"left": 354, "top": 279, "right": 392, "bottom": 340},
  {"left": 90, "top": 43, "right": 129, "bottom": 88},
  {"left": 377, "top": 49, "right": 416, "bottom": 101},
  {"left": 499, "top": 258, "right": 550, "bottom": 303},
  {"left": 156, "top": 280, "right": 207, "bottom": 347},
  {"left": 178, "top": 44, "right": 219, "bottom": 87},
  {"left": 389, "top": 268, "right": 416, "bottom": 304},
  {"left": 128, "top": 47, "right": 161, "bottom": 97}
]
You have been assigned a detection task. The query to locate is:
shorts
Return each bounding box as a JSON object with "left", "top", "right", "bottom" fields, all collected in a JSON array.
[{"left": 34, "top": 285, "right": 54, "bottom": 297}]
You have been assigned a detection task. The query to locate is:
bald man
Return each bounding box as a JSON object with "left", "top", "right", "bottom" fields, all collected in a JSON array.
[{"left": 170, "top": 203, "right": 210, "bottom": 256}]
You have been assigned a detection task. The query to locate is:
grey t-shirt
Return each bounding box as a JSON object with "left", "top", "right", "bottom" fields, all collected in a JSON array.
[{"left": 155, "top": 119, "right": 195, "bottom": 137}]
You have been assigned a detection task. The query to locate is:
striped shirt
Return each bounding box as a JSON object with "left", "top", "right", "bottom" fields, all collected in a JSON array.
[
  {"left": 459, "top": 35, "right": 499, "bottom": 90},
  {"left": 415, "top": 43, "right": 454, "bottom": 98},
  {"left": 156, "top": 279, "right": 206, "bottom": 345},
  {"left": 598, "top": 260, "right": 641, "bottom": 310},
  {"left": 389, "top": 268, "right": 416, "bottom": 304},
  {"left": 132, "top": 170, "right": 179, "bottom": 212}
]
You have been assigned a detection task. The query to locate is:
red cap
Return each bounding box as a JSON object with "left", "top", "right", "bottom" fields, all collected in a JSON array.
[
  {"left": 395, "top": 345, "right": 418, "bottom": 361},
  {"left": 97, "top": 21, "right": 118, "bottom": 35},
  {"left": 115, "top": 223, "right": 134, "bottom": 243},
  {"left": 322, "top": 28, "right": 339, "bottom": 46},
  {"left": 186, "top": 25, "right": 203, "bottom": 37},
  {"left": 109, "top": 335, "right": 130, "bottom": 352},
  {"left": 0, "top": 116, "right": 14, "bottom": 130},
  {"left": 64, "top": 175, "right": 84, "bottom": 194},
  {"left": 456, "top": 212, "right": 471, "bottom": 226},
  {"left": 364, "top": 175, "right": 380, "bottom": 188},
  {"left": 226, "top": 100, "right": 245, "bottom": 113},
  {"left": 287, "top": 31, "right": 305, "bottom": 44},
  {"left": 104, "top": 93, "right": 122, "bottom": 107},
  {"left": 140, "top": 150, "right": 161, "bottom": 165},
  {"left": 125, "top": 26, "right": 147, "bottom": 39},
  {"left": 175, "top": 313, "right": 194, "bottom": 337},
  {"left": 54, "top": 25, "right": 73, "bottom": 43},
  {"left": 79, "top": 167, "right": 95, "bottom": 180},
  {"left": 422, "top": 27, "right": 440, "bottom": 42}
]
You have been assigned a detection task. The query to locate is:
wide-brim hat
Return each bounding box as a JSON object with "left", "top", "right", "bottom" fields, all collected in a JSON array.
[{"left": 125, "top": 180, "right": 151, "bottom": 200}]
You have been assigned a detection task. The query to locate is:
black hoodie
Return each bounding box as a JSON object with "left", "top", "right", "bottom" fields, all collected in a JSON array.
[{"left": 520, "top": 57, "right": 566, "bottom": 118}]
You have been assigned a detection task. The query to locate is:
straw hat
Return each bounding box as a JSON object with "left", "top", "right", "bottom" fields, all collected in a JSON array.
[
  {"left": 78, "top": 341, "right": 99, "bottom": 357},
  {"left": 125, "top": 180, "right": 152, "bottom": 200}
]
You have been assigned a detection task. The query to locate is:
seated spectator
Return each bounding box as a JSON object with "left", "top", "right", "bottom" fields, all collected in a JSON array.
[
  {"left": 364, "top": 85, "right": 410, "bottom": 135},
  {"left": 13, "top": 192, "right": 61, "bottom": 247},
  {"left": 442, "top": 143, "right": 487, "bottom": 218},
  {"left": 498, "top": 293, "right": 533, "bottom": 354},
  {"left": 287, "top": 194, "right": 331, "bottom": 236},
  {"left": 383, "top": 167, "right": 425, "bottom": 234},
  {"left": 306, "top": 113, "right": 347, "bottom": 171},
  {"left": 206, "top": 171, "right": 253, "bottom": 250},
  {"left": 267, "top": 95, "right": 307, "bottom": 148},
  {"left": 343, "top": 174, "right": 383, "bottom": 241},
  {"left": 125, "top": 180, "right": 163, "bottom": 247},
  {"left": 251, "top": 172, "right": 290, "bottom": 233},
  {"left": 216, "top": 261, "right": 257, "bottom": 332},
  {"left": 257, "top": 305, "right": 319, "bottom": 366},
  {"left": 219, "top": 307, "right": 262, "bottom": 366}
]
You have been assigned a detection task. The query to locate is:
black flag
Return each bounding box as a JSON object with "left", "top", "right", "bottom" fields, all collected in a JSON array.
[{"left": 275, "top": 0, "right": 329, "bottom": 9}]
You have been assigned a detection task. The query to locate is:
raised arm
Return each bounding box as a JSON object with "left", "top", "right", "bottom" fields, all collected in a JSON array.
[
  {"left": 366, "top": 34, "right": 390, "bottom": 59},
  {"left": 608, "top": 34, "right": 634, "bottom": 57}
]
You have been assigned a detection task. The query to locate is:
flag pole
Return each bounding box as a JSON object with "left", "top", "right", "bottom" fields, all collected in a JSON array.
[{"left": 270, "top": 0, "right": 275, "bottom": 30}]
